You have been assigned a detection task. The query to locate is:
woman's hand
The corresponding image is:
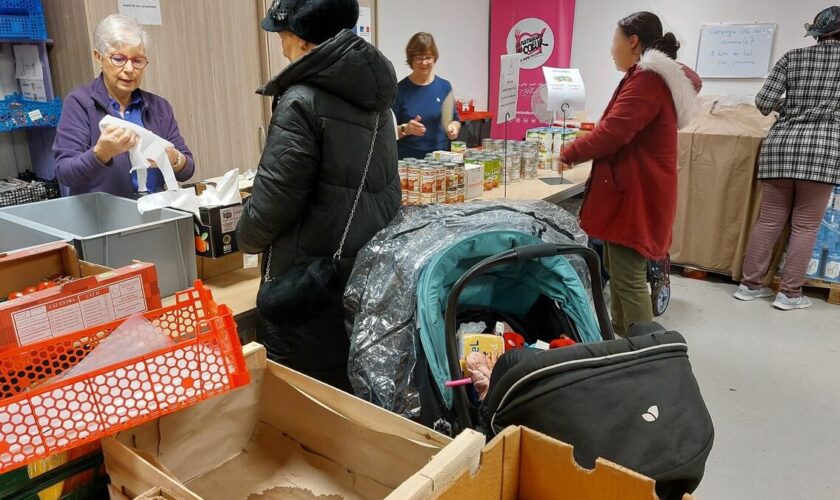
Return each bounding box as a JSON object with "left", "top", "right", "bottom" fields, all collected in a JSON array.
[
  {"left": 165, "top": 146, "right": 185, "bottom": 173},
  {"left": 93, "top": 125, "right": 138, "bottom": 164},
  {"left": 555, "top": 152, "right": 572, "bottom": 172},
  {"left": 447, "top": 121, "right": 461, "bottom": 141},
  {"left": 406, "top": 115, "right": 426, "bottom": 137}
]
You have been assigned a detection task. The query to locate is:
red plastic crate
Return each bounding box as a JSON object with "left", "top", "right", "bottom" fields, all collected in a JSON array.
[{"left": 0, "top": 281, "right": 249, "bottom": 474}]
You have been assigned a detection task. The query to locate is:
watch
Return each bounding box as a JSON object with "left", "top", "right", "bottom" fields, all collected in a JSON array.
[{"left": 399, "top": 124, "right": 407, "bottom": 136}]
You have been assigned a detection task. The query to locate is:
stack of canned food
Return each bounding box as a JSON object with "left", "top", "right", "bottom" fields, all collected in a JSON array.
[
  {"left": 398, "top": 158, "right": 465, "bottom": 206},
  {"left": 398, "top": 134, "right": 569, "bottom": 206}
]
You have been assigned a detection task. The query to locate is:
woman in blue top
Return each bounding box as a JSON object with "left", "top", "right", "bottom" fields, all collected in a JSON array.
[{"left": 393, "top": 33, "right": 461, "bottom": 159}]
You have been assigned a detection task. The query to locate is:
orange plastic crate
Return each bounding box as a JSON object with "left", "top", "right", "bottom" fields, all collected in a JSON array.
[{"left": 0, "top": 281, "right": 249, "bottom": 474}]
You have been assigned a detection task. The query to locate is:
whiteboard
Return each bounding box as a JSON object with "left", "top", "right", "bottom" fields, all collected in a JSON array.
[{"left": 695, "top": 23, "right": 777, "bottom": 78}]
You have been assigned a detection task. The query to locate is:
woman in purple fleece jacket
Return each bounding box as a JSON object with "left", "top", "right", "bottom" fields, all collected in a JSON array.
[{"left": 53, "top": 14, "right": 195, "bottom": 198}]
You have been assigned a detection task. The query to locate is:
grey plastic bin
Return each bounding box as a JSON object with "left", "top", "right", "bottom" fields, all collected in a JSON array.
[
  {"left": 0, "top": 193, "right": 196, "bottom": 297},
  {"left": 0, "top": 217, "right": 66, "bottom": 254}
]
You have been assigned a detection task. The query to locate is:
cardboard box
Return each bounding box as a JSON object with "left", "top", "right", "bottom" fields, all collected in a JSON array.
[
  {"left": 193, "top": 203, "right": 244, "bottom": 258},
  {"left": 195, "top": 252, "right": 244, "bottom": 281},
  {"left": 393, "top": 426, "right": 696, "bottom": 500},
  {"left": 104, "top": 343, "right": 486, "bottom": 500},
  {"left": 191, "top": 184, "right": 249, "bottom": 258},
  {"left": 0, "top": 242, "right": 161, "bottom": 349},
  {"left": 465, "top": 163, "right": 484, "bottom": 199}
]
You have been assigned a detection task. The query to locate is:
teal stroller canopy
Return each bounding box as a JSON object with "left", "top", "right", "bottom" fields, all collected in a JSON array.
[{"left": 417, "top": 230, "right": 602, "bottom": 408}]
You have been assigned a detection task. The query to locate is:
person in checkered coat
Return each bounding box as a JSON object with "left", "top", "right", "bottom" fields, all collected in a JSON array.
[{"left": 735, "top": 6, "right": 840, "bottom": 311}]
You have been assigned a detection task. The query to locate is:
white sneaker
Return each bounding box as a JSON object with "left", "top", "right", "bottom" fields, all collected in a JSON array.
[
  {"left": 733, "top": 284, "right": 775, "bottom": 301},
  {"left": 772, "top": 293, "right": 813, "bottom": 311}
]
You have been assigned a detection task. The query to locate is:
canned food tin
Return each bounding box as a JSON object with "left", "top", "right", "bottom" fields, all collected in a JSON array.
[
  {"left": 407, "top": 191, "right": 420, "bottom": 206},
  {"left": 451, "top": 141, "right": 467, "bottom": 153},
  {"left": 420, "top": 167, "right": 436, "bottom": 194},
  {"left": 446, "top": 186, "right": 458, "bottom": 204},
  {"left": 406, "top": 165, "right": 421, "bottom": 192},
  {"left": 435, "top": 165, "right": 447, "bottom": 194},
  {"left": 420, "top": 192, "right": 436, "bottom": 205}
]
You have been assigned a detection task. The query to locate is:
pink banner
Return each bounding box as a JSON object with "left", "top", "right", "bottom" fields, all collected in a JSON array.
[{"left": 489, "top": 0, "right": 576, "bottom": 140}]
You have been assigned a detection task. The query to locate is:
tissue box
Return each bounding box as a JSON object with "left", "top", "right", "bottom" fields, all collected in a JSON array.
[
  {"left": 194, "top": 203, "right": 244, "bottom": 258},
  {"left": 465, "top": 163, "right": 484, "bottom": 200},
  {"left": 0, "top": 242, "right": 161, "bottom": 350}
]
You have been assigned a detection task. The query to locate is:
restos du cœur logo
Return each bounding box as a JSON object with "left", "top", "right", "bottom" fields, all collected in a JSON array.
[{"left": 507, "top": 18, "right": 555, "bottom": 70}]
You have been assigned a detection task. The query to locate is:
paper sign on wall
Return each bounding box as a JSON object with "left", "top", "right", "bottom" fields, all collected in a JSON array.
[
  {"left": 542, "top": 67, "right": 585, "bottom": 113},
  {"left": 497, "top": 54, "right": 521, "bottom": 124},
  {"left": 118, "top": 0, "right": 162, "bottom": 26},
  {"left": 356, "top": 7, "right": 373, "bottom": 44}
]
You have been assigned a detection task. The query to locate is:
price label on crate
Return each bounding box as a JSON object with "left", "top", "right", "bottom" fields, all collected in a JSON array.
[{"left": 28, "top": 109, "right": 43, "bottom": 122}]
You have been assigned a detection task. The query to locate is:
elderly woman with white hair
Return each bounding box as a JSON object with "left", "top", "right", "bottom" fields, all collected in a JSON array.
[{"left": 53, "top": 14, "right": 194, "bottom": 197}]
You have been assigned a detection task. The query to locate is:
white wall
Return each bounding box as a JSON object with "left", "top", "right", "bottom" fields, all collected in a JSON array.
[
  {"left": 571, "top": 0, "right": 826, "bottom": 118},
  {"left": 378, "top": 0, "right": 490, "bottom": 110}
]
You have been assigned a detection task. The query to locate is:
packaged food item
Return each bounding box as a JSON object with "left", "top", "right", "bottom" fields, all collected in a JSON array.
[
  {"left": 465, "top": 163, "right": 484, "bottom": 199},
  {"left": 420, "top": 167, "right": 436, "bottom": 194},
  {"left": 420, "top": 192, "right": 436, "bottom": 205},
  {"left": 406, "top": 164, "right": 421, "bottom": 193},
  {"left": 435, "top": 164, "right": 447, "bottom": 204},
  {"left": 482, "top": 138, "right": 495, "bottom": 152},
  {"left": 451, "top": 141, "right": 467, "bottom": 153},
  {"left": 504, "top": 152, "right": 521, "bottom": 184},
  {"left": 407, "top": 191, "right": 420, "bottom": 206}
]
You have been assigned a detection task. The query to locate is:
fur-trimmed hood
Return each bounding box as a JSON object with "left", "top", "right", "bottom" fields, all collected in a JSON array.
[{"left": 637, "top": 49, "right": 701, "bottom": 128}]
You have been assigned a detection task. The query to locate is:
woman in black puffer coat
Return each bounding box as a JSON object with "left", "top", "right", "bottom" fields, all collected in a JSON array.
[{"left": 236, "top": 0, "right": 401, "bottom": 391}]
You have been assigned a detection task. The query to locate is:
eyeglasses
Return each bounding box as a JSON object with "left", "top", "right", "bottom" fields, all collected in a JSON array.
[
  {"left": 107, "top": 53, "right": 149, "bottom": 69},
  {"left": 412, "top": 55, "right": 435, "bottom": 63}
]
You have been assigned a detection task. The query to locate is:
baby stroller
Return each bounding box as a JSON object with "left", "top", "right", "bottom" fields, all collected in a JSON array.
[
  {"left": 346, "top": 202, "right": 712, "bottom": 499},
  {"left": 442, "top": 243, "right": 713, "bottom": 499}
]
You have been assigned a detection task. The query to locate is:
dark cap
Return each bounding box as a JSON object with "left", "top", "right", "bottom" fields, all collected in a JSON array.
[
  {"left": 261, "top": 0, "right": 360, "bottom": 45},
  {"left": 804, "top": 6, "right": 840, "bottom": 38}
]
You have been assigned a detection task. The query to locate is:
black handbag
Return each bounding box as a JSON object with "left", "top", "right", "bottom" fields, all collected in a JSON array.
[{"left": 257, "top": 113, "right": 381, "bottom": 325}]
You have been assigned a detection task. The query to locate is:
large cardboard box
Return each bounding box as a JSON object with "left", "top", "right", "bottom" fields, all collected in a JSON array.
[
  {"left": 671, "top": 100, "right": 779, "bottom": 279},
  {"left": 394, "top": 426, "right": 696, "bottom": 500},
  {"left": 0, "top": 242, "right": 161, "bottom": 349},
  {"left": 104, "top": 343, "right": 486, "bottom": 500}
]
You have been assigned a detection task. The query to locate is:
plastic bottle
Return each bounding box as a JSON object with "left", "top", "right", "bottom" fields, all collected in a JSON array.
[
  {"left": 806, "top": 247, "right": 823, "bottom": 279},
  {"left": 825, "top": 250, "right": 840, "bottom": 282}
]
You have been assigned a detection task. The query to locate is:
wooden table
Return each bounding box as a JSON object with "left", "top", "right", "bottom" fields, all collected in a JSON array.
[
  {"left": 477, "top": 162, "right": 591, "bottom": 203},
  {"left": 163, "top": 266, "right": 261, "bottom": 317}
]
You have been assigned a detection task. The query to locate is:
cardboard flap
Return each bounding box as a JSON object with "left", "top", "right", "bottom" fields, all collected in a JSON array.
[
  {"left": 267, "top": 362, "right": 450, "bottom": 449},
  {"left": 434, "top": 426, "right": 686, "bottom": 500},
  {"left": 518, "top": 427, "right": 659, "bottom": 500},
  {"left": 386, "top": 430, "right": 486, "bottom": 500},
  {"left": 259, "top": 363, "right": 446, "bottom": 491}
]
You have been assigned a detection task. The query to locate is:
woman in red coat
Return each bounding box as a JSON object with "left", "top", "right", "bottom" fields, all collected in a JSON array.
[{"left": 559, "top": 12, "right": 700, "bottom": 335}]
